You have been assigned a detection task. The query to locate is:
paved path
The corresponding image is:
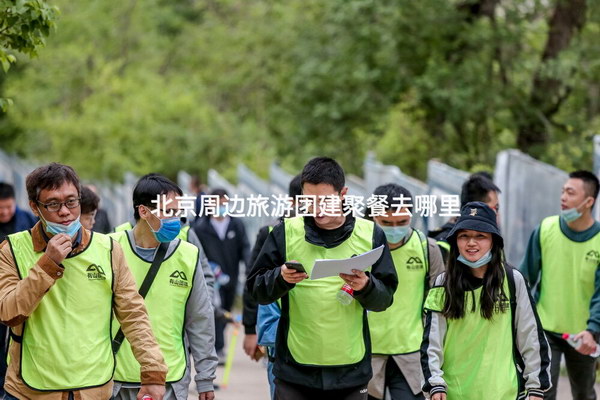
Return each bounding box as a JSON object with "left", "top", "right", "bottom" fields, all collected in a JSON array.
[{"left": 189, "top": 327, "right": 599, "bottom": 399}]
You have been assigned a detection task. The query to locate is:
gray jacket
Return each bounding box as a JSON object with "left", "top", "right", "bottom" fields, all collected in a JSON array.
[
  {"left": 421, "top": 269, "right": 552, "bottom": 398},
  {"left": 113, "top": 231, "right": 218, "bottom": 399}
]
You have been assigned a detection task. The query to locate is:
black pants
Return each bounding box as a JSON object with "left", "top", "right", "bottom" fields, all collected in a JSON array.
[
  {"left": 545, "top": 333, "right": 597, "bottom": 400},
  {"left": 368, "top": 360, "right": 424, "bottom": 400},
  {"left": 275, "top": 378, "right": 368, "bottom": 400}
]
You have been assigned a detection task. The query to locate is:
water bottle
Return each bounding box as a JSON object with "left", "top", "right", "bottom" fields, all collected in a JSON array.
[
  {"left": 562, "top": 333, "right": 600, "bottom": 357},
  {"left": 336, "top": 283, "right": 354, "bottom": 305}
]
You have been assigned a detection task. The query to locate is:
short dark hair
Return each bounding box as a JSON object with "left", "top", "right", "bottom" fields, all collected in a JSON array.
[
  {"left": 133, "top": 174, "right": 183, "bottom": 220},
  {"left": 460, "top": 174, "right": 500, "bottom": 207},
  {"left": 471, "top": 171, "right": 493, "bottom": 181},
  {"left": 80, "top": 186, "right": 100, "bottom": 214},
  {"left": 0, "top": 182, "right": 15, "bottom": 200},
  {"left": 211, "top": 188, "right": 229, "bottom": 198},
  {"left": 288, "top": 174, "right": 302, "bottom": 198},
  {"left": 301, "top": 157, "right": 345, "bottom": 192},
  {"left": 373, "top": 183, "right": 413, "bottom": 210},
  {"left": 26, "top": 163, "right": 81, "bottom": 202},
  {"left": 569, "top": 170, "right": 600, "bottom": 202}
]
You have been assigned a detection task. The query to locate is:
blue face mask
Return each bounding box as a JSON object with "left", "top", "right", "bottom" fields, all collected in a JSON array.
[
  {"left": 380, "top": 225, "right": 411, "bottom": 244},
  {"left": 458, "top": 250, "right": 492, "bottom": 269},
  {"left": 217, "top": 205, "right": 228, "bottom": 217},
  {"left": 148, "top": 216, "right": 181, "bottom": 243},
  {"left": 38, "top": 209, "right": 82, "bottom": 237}
]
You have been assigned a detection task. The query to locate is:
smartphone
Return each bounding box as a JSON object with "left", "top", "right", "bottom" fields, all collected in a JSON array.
[{"left": 285, "top": 261, "right": 307, "bottom": 274}]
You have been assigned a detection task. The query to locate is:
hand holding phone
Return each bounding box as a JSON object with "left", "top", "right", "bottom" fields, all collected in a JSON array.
[
  {"left": 281, "top": 261, "right": 308, "bottom": 283},
  {"left": 284, "top": 261, "right": 306, "bottom": 274}
]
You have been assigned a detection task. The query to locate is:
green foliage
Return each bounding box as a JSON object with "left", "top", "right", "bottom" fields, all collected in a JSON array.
[
  {"left": 0, "top": 0, "right": 599, "bottom": 181},
  {"left": 0, "top": 0, "right": 58, "bottom": 109}
]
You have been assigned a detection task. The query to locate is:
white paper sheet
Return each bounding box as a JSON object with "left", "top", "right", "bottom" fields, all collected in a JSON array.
[{"left": 310, "top": 245, "right": 385, "bottom": 280}]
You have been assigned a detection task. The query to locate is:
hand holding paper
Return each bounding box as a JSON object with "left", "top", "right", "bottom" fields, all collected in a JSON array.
[
  {"left": 339, "top": 269, "right": 369, "bottom": 291},
  {"left": 310, "top": 245, "right": 385, "bottom": 280}
]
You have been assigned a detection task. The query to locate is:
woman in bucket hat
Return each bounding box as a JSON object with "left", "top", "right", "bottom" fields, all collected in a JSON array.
[{"left": 420, "top": 202, "right": 552, "bottom": 400}]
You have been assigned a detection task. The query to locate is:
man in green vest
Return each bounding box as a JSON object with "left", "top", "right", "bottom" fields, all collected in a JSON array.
[
  {"left": 111, "top": 173, "right": 217, "bottom": 400},
  {"left": 0, "top": 162, "right": 167, "bottom": 399},
  {"left": 114, "top": 217, "right": 214, "bottom": 292},
  {"left": 520, "top": 170, "right": 600, "bottom": 400},
  {"left": 247, "top": 157, "right": 398, "bottom": 399},
  {"left": 367, "top": 183, "right": 444, "bottom": 400}
]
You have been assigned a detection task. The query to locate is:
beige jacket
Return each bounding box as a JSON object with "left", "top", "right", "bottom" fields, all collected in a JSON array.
[{"left": 0, "top": 223, "right": 167, "bottom": 399}]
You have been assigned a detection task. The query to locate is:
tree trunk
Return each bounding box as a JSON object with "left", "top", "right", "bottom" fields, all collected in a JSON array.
[{"left": 517, "top": 0, "right": 587, "bottom": 151}]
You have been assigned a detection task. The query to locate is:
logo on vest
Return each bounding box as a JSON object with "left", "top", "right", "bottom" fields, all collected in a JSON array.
[
  {"left": 585, "top": 250, "right": 600, "bottom": 264},
  {"left": 86, "top": 264, "right": 106, "bottom": 280},
  {"left": 406, "top": 256, "right": 424, "bottom": 270},
  {"left": 169, "top": 270, "right": 189, "bottom": 288},
  {"left": 494, "top": 293, "right": 510, "bottom": 313}
]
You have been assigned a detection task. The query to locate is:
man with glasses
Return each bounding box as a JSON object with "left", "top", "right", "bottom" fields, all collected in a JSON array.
[
  {"left": 110, "top": 174, "right": 217, "bottom": 400},
  {"left": 0, "top": 162, "right": 167, "bottom": 400}
]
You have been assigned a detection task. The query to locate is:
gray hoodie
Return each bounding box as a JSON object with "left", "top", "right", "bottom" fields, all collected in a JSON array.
[{"left": 113, "top": 230, "right": 217, "bottom": 399}]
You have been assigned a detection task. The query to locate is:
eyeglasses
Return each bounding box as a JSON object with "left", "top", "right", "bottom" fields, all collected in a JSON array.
[{"left": 37, "top": 198, "right": 81, "bottom": 212}]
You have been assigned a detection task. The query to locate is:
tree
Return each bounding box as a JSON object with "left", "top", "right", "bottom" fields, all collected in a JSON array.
[
  {"left": 516, "top": 0, "right": 588, "bottom": 152},
  {"left": 0, "top": 0, "right": 58, "bottom": 109},
  {"left": 0, "top": 0, "right": 598, "bottom": 181}
]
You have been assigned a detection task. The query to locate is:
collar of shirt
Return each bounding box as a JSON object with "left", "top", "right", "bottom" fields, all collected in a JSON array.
[
  {"left": 303, "top": 215, "right": 355, "bottom": 249},
  {"left": 558, "top": 216, "right": 600, "bottom": 242}
]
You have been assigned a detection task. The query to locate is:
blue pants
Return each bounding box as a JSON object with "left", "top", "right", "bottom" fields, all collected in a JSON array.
[{"left": 267, "top": 346, "right": 276, "bottom": 400}]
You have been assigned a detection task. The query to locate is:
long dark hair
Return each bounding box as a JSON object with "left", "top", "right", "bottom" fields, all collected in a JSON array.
[{"left": 442, "top": 235, "right": 507, "bottom": 320}]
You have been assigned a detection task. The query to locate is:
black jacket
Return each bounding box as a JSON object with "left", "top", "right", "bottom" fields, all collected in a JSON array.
[
  {"left": 91, "top": 208, "right": 112, "bottom": 234},
  {"left": 243, "top": 223, "right": 274, "bottom": 334},
  {"left": 193, "top": 216, "right": 250, "bottom": 289},
  {"left": 246, "top": 216, "right": 398, "bottom": 390}
]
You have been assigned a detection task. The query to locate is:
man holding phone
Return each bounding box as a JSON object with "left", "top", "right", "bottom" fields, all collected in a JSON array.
[
  {"left": 284, "top": 261, "right": 306, "bottom": 274},
  {"left": 247, "top": 157, "right": 398, "bottom": 400}
]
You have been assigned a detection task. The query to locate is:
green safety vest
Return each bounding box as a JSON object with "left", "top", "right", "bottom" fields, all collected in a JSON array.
[
  {"left": 284, "top": 216, "right": 374, "bottom": 366},
  {"left": 176, "top": 225, "right": 190, "bottom": 241},
  {"left": 437, "top": 240, "right": 450, "bottom": 252},
  {"left": 423, "top": 270, "right": 517, "bottom": 400},
  {"left": 537, "top": 215, "right": 600, "bottom": 333},
  {"left": 114, "top": 222, "right": 133, "bottom": 232},
  {"left": 109, "top": 231, "right": 198, "bottom": 383},
  {"left": 7, "top": 230, "right": 115, "bottom": 391},
  {"left": 369, "top": 229, "right": 429, "bottom": 354}
]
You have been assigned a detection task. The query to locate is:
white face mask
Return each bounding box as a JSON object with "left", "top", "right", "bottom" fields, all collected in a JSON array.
[
  {"left": 458, "top": 250, "right": 492, "bottom": 269},
  {"left": 561, "top": 197, "right": 591, "bottom": 223},
  {"left": 38, "top": 207, "right": 81, "bottom": 237},
  {"left": 380, "top": 225, "right": 411, "bottom": 244}
]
